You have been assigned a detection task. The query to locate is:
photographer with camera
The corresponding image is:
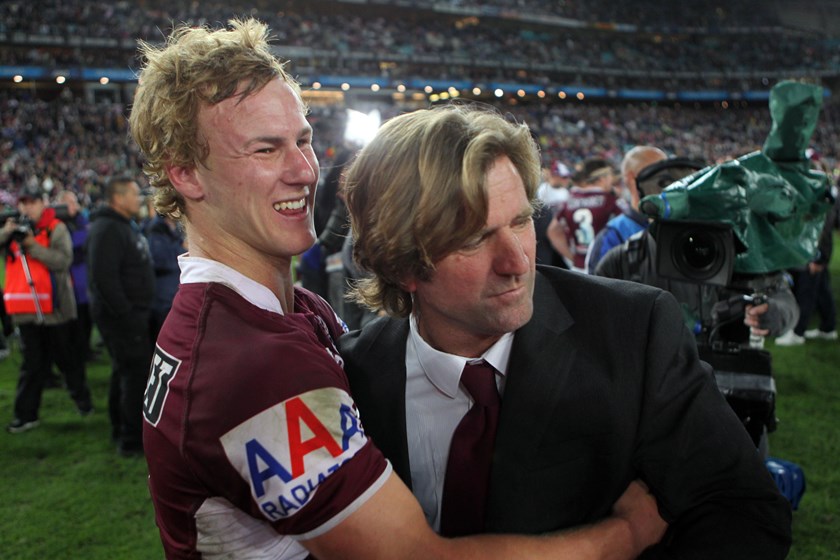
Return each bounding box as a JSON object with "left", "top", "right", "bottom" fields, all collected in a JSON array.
[
  {"left": 594, "top": 163, "right": 800, "bottom": 452},
  {"left": 1, "top": 184, "right": 93, "bottom": 433},
  {"left": 596, "top": 81, "right": 832, "bottom": 459}
]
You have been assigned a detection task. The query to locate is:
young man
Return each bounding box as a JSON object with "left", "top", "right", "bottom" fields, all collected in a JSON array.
[
  {"left": 339, "top": 104, "right": 792, "bottom": 558},
  {"left": 132, "top": 19, "right": 665, "bottom": 560},
  {"left": 546, "top": 158, "right": 620, "bottom": 272}
]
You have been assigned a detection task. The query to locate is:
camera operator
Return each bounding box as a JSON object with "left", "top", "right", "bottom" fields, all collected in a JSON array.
[
  {"left": 595, "top": 223, "right": 798, "bottom": 342},
  {"left": 594, "top": 162, "right": 800, "bottom": 454},
  {"left": 1, "top": 184, "right": 93, "bottom": 433}
]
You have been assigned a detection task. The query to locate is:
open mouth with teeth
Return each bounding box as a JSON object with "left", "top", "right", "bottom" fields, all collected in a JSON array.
[{"left": 273, "top": 197, "right": 307, "bottom": 213}]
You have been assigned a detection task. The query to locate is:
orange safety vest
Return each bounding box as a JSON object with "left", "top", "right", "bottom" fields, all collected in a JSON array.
[{"left": 3, "top": 216, "right": 59, "bottom": 315}]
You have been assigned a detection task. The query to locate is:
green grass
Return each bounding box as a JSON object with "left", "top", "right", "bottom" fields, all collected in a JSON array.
[
  {"left": 2, "top": 239, "right": 839, "bottom": 558},
  {"left": 0, "top": 347, "right": 163, "bottom": 559}
]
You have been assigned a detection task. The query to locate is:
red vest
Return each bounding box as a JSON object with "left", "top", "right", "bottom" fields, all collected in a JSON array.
[{"left": 3, "top": 211, "right": 59, "bottom": 316}]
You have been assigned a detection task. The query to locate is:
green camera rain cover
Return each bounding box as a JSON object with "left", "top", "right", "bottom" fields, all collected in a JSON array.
[{"left": 640, "top": 81, "right": 831, "bottom": 274}]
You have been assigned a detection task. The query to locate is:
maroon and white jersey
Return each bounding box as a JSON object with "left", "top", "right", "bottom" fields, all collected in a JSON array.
[
  {"left": 554, "top": 187, "right": 620, "bottom": 270},
  {"left": 143, "top": 257, "right": 390, "bottom": 559}
]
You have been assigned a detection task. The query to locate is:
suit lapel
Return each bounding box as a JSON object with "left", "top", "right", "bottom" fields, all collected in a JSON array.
[
  {"left": 356, "top": 318, "right": 414, "bottom": 488},
  {"left": 488, "top": 270, "right": 577, "bottom": 514}
]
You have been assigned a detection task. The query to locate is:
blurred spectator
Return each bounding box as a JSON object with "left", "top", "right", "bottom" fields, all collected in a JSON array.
[
  {"left": 144, "top": 213, "right": 187, "bottom": 342},
  {"left": 58, "top": 189, "right": 96, "bottom": 361},
  {"left": 534, "top": 160, "right": 572, "bottom": 269},
  {"left": 87, "top": 176, "right": 155, "bottom": 457},
  {"left": 585, "top": 146, "right": 667, "bottom": 273},
  {"left": 546, "top": 158, "right": 620, "bottom": 272},
  {"left": 2, "top": 184, "right": 93, "bottom": 433},
  {"left": 776, "top": 194, "right": 840, "bottom": 346}
]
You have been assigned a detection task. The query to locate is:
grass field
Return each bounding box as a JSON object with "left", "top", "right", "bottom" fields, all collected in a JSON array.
[{"left": 1, "top": 242, "right": 839, "bottom": 559}]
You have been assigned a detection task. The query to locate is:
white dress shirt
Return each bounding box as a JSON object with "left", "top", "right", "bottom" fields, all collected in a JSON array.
[{"left": 405, "top": 313, "right": 513, "bottom": 531}]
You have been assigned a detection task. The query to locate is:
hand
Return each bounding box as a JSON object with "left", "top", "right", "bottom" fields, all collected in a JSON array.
[
  {"left": 612, "top": 480, "right": 667, "bottom": 556},
  {"left": 2, "top": 218, "right": 16, "bottom": 235},
  {"left": 744, "top": 302, "right": 770, "bottom": 336},
  {"left": 808, "top": 261, "right": 825, "bottom": 274}
]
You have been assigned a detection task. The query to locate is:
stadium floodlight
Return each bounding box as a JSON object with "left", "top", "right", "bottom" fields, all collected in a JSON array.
[{"left": 344, "top": 109, "right": 381, "bottom": 147}]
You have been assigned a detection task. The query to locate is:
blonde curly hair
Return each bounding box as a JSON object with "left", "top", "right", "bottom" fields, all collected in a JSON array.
[{"left": 129, "top": 18, "right": 301, "bottom": 219}]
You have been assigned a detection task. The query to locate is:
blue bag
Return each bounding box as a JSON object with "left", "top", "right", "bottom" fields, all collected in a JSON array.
[{"left": 765, "top": 457, "right": 805, "bottom": 510}]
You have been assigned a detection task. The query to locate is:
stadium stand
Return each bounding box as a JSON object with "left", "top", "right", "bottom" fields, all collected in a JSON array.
[{"left": 1, "top": 0, "right": 839, "bottom": 200}]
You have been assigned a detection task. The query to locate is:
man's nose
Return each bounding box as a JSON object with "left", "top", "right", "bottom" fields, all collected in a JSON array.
[{"left": 494, "top": 229, "right": 529, "bottom": 276}]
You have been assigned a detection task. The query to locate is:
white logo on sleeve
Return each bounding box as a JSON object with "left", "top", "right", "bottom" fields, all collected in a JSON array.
[
  {"left": 220, "top": 387, "right": 368, "bottom": 521},
  {"left": 143, "top": 345, "right": 182, "bottom": 426}
]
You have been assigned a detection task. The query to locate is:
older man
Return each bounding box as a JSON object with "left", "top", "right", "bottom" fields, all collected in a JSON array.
[{"left": 340, "top": 104, "right": 792, "bottom": 558}]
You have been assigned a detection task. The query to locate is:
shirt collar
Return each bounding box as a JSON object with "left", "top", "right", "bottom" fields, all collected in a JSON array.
[
  {"left": 178, "top": 253, "right": 284, "bottom": 315},
  {"left": 408, "top": 313, "right": 512, "bottom": 398}
]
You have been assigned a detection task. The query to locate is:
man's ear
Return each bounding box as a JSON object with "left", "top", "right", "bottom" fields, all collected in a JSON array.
[
  {"left": 401, "top": 275, "right": 418, "bottom": 294},
  {"left": 166, "top": 164, "right": 205, "bottom": 201}
]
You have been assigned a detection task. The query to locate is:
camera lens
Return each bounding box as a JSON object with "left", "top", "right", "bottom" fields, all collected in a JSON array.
[
  {"left": 655, "top": 220, "right": 734, "bottom": 286},
  {"left": 673, "top": 229, "right": 723, "bottom": 280},
  {"left": 682, "top": 230, "right": 718, "bottom": 270}
]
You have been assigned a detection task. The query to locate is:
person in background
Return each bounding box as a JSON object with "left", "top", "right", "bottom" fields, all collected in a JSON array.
[
  {"left": 58, "top": 190, "right": 96, "bottom": 361},
  {"left": 546, "top": 158, "right": 620, "bottom": 272},
  {"left": 87, "top": 175, "right": 155, "bottom": 457},
  {"left": 776, "top": 190, "right": 840, "bottom": 345},
  {"left": 584, "top": 146, "right": 667, "bottom": 274},
  {"left": 2, "top": 184, "right": 93, "bottom": 433},
  {"left": 131, "top": 18, "right": 665, "bottom": 560},
  {"left": 534, "top": 160, "right": 572, "bottom": 269},
  {"left": 340, "top": 103, "right": 791, "bottom": 558},
  {"left": 144, "top": 213, "right": 187, "bottom": 342}
]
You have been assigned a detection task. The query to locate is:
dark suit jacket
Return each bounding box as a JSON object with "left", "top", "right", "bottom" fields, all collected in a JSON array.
[{"left": 340, "top": 265, "right": 791, "bottom": 558}]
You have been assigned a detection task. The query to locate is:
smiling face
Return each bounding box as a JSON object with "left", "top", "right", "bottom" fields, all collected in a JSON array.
[
  {"left": 169, "top": 79, "right": 319, "bottom": 279},
  {"left": 406, "top": 155, "right": 537, "bottom": 358}
]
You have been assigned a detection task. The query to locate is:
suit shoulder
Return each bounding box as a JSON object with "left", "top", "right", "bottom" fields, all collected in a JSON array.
[
  {"left": 339, "top": 315, "right": 398, "bottom": 358},
  {"left": 537, "top": 264, "right": 664, "bottom": 302}
]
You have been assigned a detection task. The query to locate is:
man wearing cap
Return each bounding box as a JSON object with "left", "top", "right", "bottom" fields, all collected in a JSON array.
[
  {"left": 1, "top": 184, "right": 93, "bottom": 433},
  {"left": 536, "top": 160, "right": 572, "bottom": 208}
]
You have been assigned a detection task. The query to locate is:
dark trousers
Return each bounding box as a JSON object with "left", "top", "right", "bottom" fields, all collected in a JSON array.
[
  {"left": 792, "top": 268, "right": 837, "bottom": 335},
  {"left": 74, "top": 303, "right": 95, "bottom": 360},
  {"left": 14, "top": 322, "right": 92, "bottom": 422},
  {"left": 93, "top": 310, "right": 153, "bottom": 450}
]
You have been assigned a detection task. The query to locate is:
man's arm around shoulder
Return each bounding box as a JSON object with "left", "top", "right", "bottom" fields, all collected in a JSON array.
[{"left": 304, "top": 473, "right": 665, "bottom": 560}]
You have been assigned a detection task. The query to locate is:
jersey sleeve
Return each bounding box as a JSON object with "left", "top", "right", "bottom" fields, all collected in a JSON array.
[
  {"left": 176, "top": 286, "right": 390, "bottom": 541},
  {"left": 216, "top": 383, "right": 390, "bottom": 538}
]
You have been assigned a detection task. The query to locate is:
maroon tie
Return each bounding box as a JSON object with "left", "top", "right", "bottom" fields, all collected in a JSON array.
[{"left": 440, "top": 360, "right": 501, "bottom": 537}]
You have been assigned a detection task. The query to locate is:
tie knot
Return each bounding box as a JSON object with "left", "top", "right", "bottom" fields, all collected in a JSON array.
[{"left": 460, "top": 361, "right": 500, "bottom": 407}]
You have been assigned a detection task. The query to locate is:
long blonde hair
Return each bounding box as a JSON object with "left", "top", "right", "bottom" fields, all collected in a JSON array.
[{"left": 344, "top": 104, "right": 541, "bottom": 317}]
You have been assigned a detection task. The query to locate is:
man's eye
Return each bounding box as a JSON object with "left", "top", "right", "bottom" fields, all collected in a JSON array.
[
  {"left": 462, "top": 235, "right": 486, "bottom": 250},
  {"left": 513, "top": 217, "right": 533, "bottom": 229}
]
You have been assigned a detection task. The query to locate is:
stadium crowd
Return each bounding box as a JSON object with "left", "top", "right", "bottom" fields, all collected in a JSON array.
[
  {"left": 2, "top": 89, "right": 839, "bottom": 210},
  {"left": 1, "top": 0, "right": 836, "bottom": 93}
]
